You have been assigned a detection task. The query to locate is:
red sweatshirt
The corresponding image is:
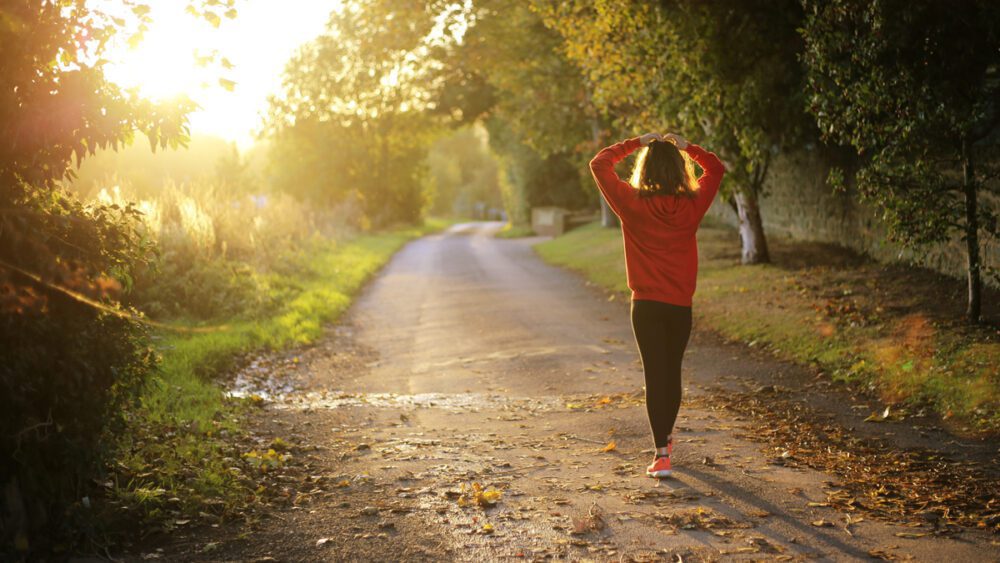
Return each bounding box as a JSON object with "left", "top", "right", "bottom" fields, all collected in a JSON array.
[{"left": 589, "top": 137, "right": 725, "bottom": 307}]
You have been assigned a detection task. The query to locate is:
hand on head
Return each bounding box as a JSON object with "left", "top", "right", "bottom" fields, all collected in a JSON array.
[
  {"left": 663, "top": 133, "right": 689, "bottom": 150},
  {"left": 639, "top": 132, "right": 689, "bottom": 150},
  {"left": 639, "top": 132, "right": 664, "bottom": 146}
]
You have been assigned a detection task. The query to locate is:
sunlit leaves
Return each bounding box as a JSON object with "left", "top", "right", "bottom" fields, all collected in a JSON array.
[
  {"left": 265, "top": 0, "right": 446, "bottom": 226},
  {"left": 185, "top": 0, "right": 238, "bottom": 28}
]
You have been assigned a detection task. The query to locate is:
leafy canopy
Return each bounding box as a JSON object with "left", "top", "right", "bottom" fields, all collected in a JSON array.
[
  {"left": 802, "top": 0, "right": 1000, "bottom": 247},
  {"left": 265, "top": 0, "right": 466, "bottom": 226}
]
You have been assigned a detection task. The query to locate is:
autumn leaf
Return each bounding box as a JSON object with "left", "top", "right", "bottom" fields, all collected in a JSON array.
[
  {"left": 600, "top": 441, "right": 617, "bottom": 453},
  {"left": 457, "top": 482, "right": 503, "bottom": 508}
]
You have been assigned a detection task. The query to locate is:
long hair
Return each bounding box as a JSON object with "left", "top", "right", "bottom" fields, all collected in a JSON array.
[{"left": 629, "top": 140, "right": 697, "bottom": 198}]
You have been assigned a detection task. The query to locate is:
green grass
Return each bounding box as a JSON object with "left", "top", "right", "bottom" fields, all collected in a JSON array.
[
  {"left": 536, "top": 221, "right": 1000, "bottom": 432},
  {"left": 112, "top": 220, "right": 448, "bottom": 525},
  {"left": 495, "top": 222, "right": 536, "bottom": 239}
]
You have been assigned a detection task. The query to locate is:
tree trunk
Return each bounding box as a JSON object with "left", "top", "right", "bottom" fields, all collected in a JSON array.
[
  {"left": 962, "top": 139, "right": 982, "bottom": 323},
  {"left": 733, "top": 189, "right": 770, "bottom": 264},
  {"left": 599, "top": 197, "right": 619, "bottom": 228},
  {"left": 590, "top": 118, "right": 619, "bottom": 228}
]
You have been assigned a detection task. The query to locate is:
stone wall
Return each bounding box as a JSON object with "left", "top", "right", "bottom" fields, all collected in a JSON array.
[{"left": 704, "top": 147, "right": 999, "bottom": 286}]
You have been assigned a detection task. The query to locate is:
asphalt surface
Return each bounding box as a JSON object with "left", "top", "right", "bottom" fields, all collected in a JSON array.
[{"left": 150, "top": 221, "right": 1000, "bottom": 562}]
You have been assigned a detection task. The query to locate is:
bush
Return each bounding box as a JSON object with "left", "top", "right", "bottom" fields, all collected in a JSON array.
[
  {"left": 94, "top": 181, "right": 336, "bottom": 323},
  {"left": 0, "top": 187, "right": 155, "bottom": 553}
]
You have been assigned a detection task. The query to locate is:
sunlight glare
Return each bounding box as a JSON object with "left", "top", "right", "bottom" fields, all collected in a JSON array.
[
  {"left": 104, "top": 3, "right": 215, "bottom": 101},
  {"left": 103, "top": 0, "right": 338, "bottom": 148}
]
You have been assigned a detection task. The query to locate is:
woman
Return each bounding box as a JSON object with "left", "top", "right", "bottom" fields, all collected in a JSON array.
[{"left": 589, "top": 132, "right": 725, "bottom": 478}]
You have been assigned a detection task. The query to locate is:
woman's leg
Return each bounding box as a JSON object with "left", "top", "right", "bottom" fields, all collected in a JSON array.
[{"left": 631, "top": 300, "right": 693, "bottom": 448}]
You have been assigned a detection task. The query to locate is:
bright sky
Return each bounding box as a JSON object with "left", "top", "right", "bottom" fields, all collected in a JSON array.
[{"left": 104, "top": 1, "right": 339, "bottom": 149}]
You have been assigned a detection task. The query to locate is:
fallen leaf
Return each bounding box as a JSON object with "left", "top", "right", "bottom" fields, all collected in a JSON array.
[
  {"left": 201, "top": 542, "right": 220, "bottom": 553},
  {"left": 600, "top": 441, "right": 617, "bottom": 453},
  {"left": 894, "top": 532, "right": 927, "bottom": 539}
]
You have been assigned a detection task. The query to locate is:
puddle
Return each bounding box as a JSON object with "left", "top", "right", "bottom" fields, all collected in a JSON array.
[
  {"left": 228, "top": 361, "right": 299, "bottom": 399},
  {"left": 412, "top": 344, "right": 610, "bottom": 372},
  {"left": 268, "top": 390, "right": 561, "bottom": 412},
  {"left": 227, "top": 354, "right": 564, "bottom": 411}
]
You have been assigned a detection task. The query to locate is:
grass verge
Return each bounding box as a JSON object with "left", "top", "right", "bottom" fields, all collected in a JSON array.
[
  {"left": 106, "top": 220, "right": 448, "bottom": 540},
  {"left": 495, "top": 222, "right": 535, "bottom": 239},
  {"left": 535, "top": 220, "right": 1000, "bottom": 433}
]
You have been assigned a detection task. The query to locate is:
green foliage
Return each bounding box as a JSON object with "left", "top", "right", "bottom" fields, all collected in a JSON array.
[
  {"left": 535, "top": 0, "right": 809, "bottom": 193},
  {"left": 0, "top": 188, "right": 156, "bottom": 551},
  {"left": 486, "top": 117, "right": 594, "bottom": 215},
  {"left": 430, "top": 1, "right": 599, "bottom": 220},
  {"left": 0, "top": 2, "right": 196, "bottom": 194},
  {"left": 802, "top": 0, "right": 1000, "bottom": 246},
  {"left": 495, "top": 223, "right": 536, "bottom": 239},
  {"left": 265, "top": 1, "right": 453, "bottom": 227},
  {"left": 458, "top": 1, "right": 595, "bottom": 156},
  {"left": 801, "top": 0, "right": 1000, "bottom": 319},
  {"left": 426, "top": 126, "right": 503, "bottom": 217},
  {"left": 0, "top": 1, "right": 238, "bottom": 553},
  {"left": 534, "top": 0, "right": 811, "bottom": 261}
]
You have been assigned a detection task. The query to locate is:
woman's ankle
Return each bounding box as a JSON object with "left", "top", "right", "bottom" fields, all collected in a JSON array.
[{"left": 654, "top": 435, "right": 673, "bottom": 457}]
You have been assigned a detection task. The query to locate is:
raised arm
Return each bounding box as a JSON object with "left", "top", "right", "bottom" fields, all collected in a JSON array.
[{"left": 589, "top": 133, "right": 661, "bottom": 217}]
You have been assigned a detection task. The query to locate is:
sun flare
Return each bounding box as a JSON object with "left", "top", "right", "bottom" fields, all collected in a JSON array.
[
  {"left": 101, "top": 0, "right": 335, "bottom": 147},
  {"left": 104, "top": 3, "right": 218, "bottom": 101}
]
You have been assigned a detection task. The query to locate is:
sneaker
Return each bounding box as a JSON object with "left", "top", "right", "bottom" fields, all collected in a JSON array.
[
  {"left": 646, "top": 455, "right": 672, "bottom": 478},
  {"left": 646, "top": 440, "right": 673, "bottom": 478}
]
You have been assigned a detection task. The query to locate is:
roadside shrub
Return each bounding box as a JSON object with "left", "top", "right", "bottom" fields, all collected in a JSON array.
[
  {"left": 96, "top": 181, "right": 334, "bottom": 322},
  {"left": 0, "top": 186, "right": 155, "bottom": 553}
]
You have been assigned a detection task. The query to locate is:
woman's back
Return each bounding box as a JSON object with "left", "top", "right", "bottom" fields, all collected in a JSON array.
[{"left": 589, "top": 136, "right": 725, "bottom": 307}]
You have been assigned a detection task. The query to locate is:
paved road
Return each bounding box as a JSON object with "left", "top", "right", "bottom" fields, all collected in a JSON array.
[{"left": 155, "top": 222, "right": 1000, "bottom": 562}]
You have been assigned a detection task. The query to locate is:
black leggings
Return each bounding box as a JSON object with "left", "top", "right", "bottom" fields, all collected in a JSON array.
[{"left": 630, "top": 299, "right": 692, "bottom": 448}]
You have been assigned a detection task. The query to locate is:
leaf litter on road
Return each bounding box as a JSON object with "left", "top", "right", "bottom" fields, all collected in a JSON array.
[{"left": 691, "top": 390, "right": 1000, "bottom": 532}]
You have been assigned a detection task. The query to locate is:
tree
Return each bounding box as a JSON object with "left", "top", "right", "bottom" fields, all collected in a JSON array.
[
  {"left": 536, "top": 0, "right": 810, "bottom": 264},
  {"left": 801, "top": 0, "right": 1000, "bottom": 322},
  {"left": 0, "top": 0, "right": 236, "bottom": 551},
  {"left": 1, "top": 0, "right": 238, "bottom": 292},
  {"left": 426, "top": 125, "right": 503, "bottom": 217},
  {"left": 435, "top": 0, "right": 609, "bottom": 225},
  {"left": 265, "top": 1, "right": 461, "bottom": 227}
]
